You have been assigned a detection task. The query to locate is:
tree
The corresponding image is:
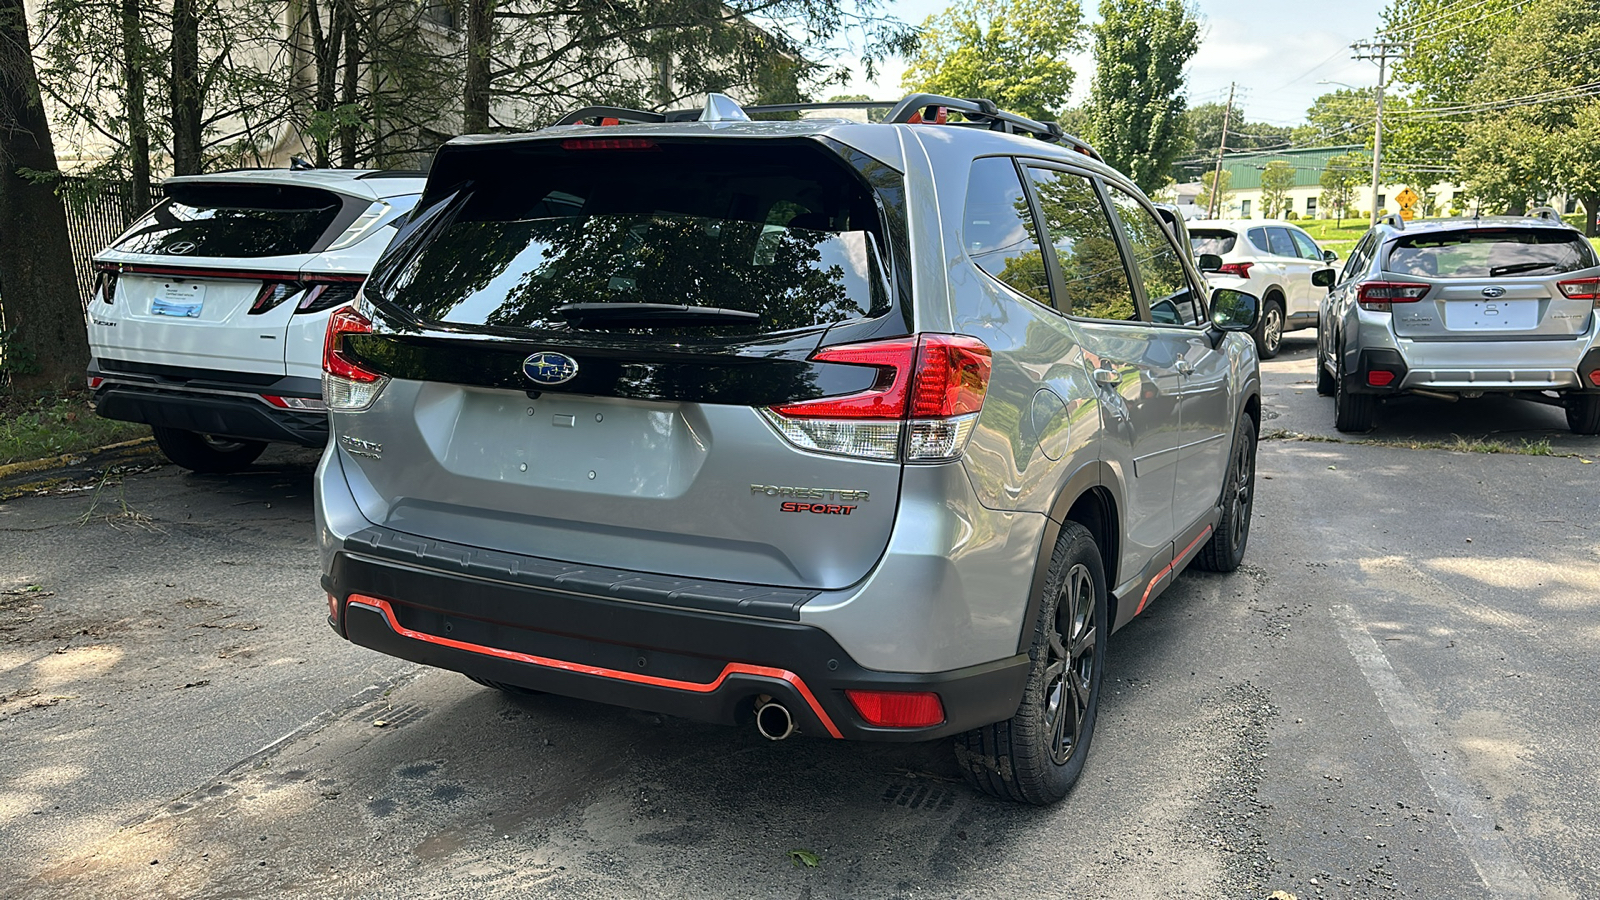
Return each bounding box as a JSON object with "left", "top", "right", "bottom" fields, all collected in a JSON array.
[
  {"left": 1259, "top": 159, "right": 1295, "bottom": 219},
  {"left": 900, "top": 0, "right": 1084, "bottom": 121},
  {"left": 1319, "top": 152, "right": 1366, "bottom": 225},
  {"left": 0, "top": 0, "right": 88, "bottom": 388},
  {"left": 1084, "top": 0, "right": 1200, "bottom": 193},
  {"left": 1196, "top": 167, "right": 1231, "bottom": 217},
  {"left": 1296, "top": 88, "right": 1376, "bottom": 147}
]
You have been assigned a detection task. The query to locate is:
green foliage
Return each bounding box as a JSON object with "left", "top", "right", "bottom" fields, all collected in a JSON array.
[
  {"left": 1319, "top": 152, "right": 1366, "bottom": 225},
  {"left": 787, "top": 849, "right": 822, "bottom": 868},
  {"left": 900, "top": 0, "right": 1085, "bottom": 121},
  {"left": 1196, "top": 168, "right": 1231, "bottom": 217},
  {"left": 1259, "top": 160, "right": 1296, "bottom": 219},
  {"left": 1085, "top": 0, "right": 1200, "bottom": 192},
  {"left": 0, "top": 389, "right": 148, "bottom": 466},
  {"left": 1296, "top": 88, "right": 1376, "bottom": 146}
]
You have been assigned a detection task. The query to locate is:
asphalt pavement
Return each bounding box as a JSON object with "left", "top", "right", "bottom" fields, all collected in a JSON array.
[{"left": 2, "top": 342, "right": 1596, "bottom": 899}]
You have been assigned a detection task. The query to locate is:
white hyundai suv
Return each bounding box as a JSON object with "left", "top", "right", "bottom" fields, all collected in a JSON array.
[
  {"left": 86, "top": 169, "right": 424, "bottom": 472},
  {"left": 1188, "top": 219, "right": 1337, "bottom": 358}
]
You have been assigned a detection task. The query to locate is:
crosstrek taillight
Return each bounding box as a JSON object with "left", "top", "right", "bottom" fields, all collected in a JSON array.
[
  {"left": 762, "top": 334, "right": 992, "bottom": 462},
  {"left": 1557, "top": 276, "right": 1600, "bottom": 308},
  {"left": 1216, "top": 261, "right": 1252, "bottom": 278},
  {"left": 1357, "top": 281, "right": 1430, "bottom": 312},
  {"left": 321, "top": 306, "right": 388, "bottom": 411}
]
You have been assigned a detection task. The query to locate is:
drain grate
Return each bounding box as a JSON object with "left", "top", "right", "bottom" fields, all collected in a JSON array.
[{"left": 881, "top": 782, "right": 957, "bottom": 812}]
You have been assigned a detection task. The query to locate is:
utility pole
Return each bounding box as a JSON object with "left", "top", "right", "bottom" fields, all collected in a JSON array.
[
  {"left": 1352, "top": 39, "right": 1406, "bottom": 226},
  {"left": 1207, "top": 82, "right": 1236, "bottom": 219}
]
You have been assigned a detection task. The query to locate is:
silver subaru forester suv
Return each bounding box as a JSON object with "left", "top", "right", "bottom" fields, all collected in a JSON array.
[{"left": 314, "top": 94, "right": 1263, "bottom": 804}]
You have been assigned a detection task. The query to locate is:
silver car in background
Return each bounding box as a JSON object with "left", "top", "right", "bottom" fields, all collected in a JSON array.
[
  {"left": 1317, "top": 212, "right": 1600, "bottom": 433},
  {"left": 314, "top": 93, "right": 1263, "bottom": 805}
]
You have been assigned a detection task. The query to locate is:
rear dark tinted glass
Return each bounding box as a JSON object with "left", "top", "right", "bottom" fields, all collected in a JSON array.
[
  {"left": 1385, "top": 228, "right": 1598, "bottom": 278},
  {"left": 374, "top": 140, "right": 891, "bottom": 336},
  {"left": 113, "top": 183, "right": 346, "bottom": 258},
  {"left": 1189, "top": 229, "right": 1236, "bottom": 255}
]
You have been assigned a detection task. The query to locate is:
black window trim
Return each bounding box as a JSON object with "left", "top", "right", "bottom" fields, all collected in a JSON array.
[
  {"left": 1009, "top": 158, "right": 1149, "bottom": 326},
  {"left": 959, "top": 154, "right": 1059, "bottom": 313}
]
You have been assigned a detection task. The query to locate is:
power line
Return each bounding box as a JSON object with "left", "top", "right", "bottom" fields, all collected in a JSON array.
[
  {"left": 1424, "top": 0, "right": 1531, "bottom": 41},
  {"left": 1380, "top": 0, "right": 1505, "bottom": 37}
]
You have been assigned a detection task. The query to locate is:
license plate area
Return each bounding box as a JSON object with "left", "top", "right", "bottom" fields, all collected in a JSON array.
[
  {"left": 1443, "top": 299, "right": 1537, "bottom": 331},
  {"left": 150, "top": 282, "right": 206, "bottom": 318}
]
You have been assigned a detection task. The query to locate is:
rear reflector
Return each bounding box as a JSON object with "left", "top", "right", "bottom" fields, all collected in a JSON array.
[
  {"left": 261, "top": 394, "right": 328, "bottom": 411},
  {"left": 86, "top": 376, "right": 104, "bottom": 390},
  {"left": 560, "top": 138, "right": 658, "bottom": 151},
  {"left": 845, "top": 690, "right": 945, "bottom": 728},
  {"left": 1367, "top": 370, "right": 1396, "bottom": 387},
  {"left": 1590, "top": 369, "right": 1600, "bottom": 387},
  {"left": 1216, "top": 261, "right": 1253, "bottom": 278},
  {"left": 1358, "top": 281, "right": 1430, "bottom": 311},
  {"left": 765, "top": 334, "right": 992, "bottom": 462}
]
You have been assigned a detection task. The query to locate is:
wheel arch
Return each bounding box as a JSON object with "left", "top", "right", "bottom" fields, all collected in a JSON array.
[{"left": 1019, "top": 460, "right": 1122, "bottom": 653}]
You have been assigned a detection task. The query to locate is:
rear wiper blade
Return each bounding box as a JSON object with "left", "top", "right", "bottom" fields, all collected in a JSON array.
[
  {"left": 555, "top": 303, "right": 760, "bottom": 327},
  {"left": 1488, "top": 261, "right": 1555, "bottom": 276}
]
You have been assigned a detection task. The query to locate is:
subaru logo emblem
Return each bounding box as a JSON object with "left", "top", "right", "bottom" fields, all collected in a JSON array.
[
  {"left": 1481, "top": 286, "right": 1506, "bottom": 298},
  {"left": 166, "top": 241, "right": 197, "bottom": 255},
  {"left": 523, "top": 351, "right": 579, "bottom": 386}
]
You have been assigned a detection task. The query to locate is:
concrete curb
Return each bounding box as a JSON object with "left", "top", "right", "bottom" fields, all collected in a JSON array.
[{"left": 0, "top": 436, "right": 162, "bottom": 499}]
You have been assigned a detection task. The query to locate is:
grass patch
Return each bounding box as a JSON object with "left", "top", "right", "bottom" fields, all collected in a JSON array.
[
  {"left": 0, "top": 387, "right": 149, "bottom": 467},
  {"left": 1265, "top": 429, "right": 1584, "bottom": 460},
  {"left": 1297, "top": 219, "right": 1371, "bottom": 255}
]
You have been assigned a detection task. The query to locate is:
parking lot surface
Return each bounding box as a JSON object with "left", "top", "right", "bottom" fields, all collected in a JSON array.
[{"left": 2, "top": 337, "right": 1596, "bottom": 899}]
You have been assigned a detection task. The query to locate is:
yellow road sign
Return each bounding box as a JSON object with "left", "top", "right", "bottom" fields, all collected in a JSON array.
[{"left": 1396, "top": 187, "right": 1420, "bottom": 220}]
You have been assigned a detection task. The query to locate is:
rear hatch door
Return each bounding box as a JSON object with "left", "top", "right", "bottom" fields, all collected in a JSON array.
[
  {"left": 1384, "top": 227, "right": 1598, "bottom": 340},
  {"left": 341, "top": 135, "right": 911, "bottom": 590},
  {"left": 93, "top": 180, "right": 371, "bottom": 375}
]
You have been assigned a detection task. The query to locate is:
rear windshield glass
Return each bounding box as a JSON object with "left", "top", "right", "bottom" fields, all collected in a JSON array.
[
  {"left": 113, "top": 183, "right": 345, "bottom": 258},
  {"left": 1385, "top": 229, "right": 1599, "bottom": 278},
  {"left": 1189, "top": 229, "right": 1237, "bottom": 255},
  {"left": 375, "top": 140, "right": 890, "bottom": 336}
]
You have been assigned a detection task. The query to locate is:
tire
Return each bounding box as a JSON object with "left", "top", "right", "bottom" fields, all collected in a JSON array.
[
  {"left": 1254, "top": 298, "right": 1285, "bottom": 360},
  {"left": 1195, "top": 414, "right": 1257, "bottom": 572},
  {"left": 1567, "top": 393, "right": 1600, "bottom": 435},
  {"left": 151, "top": 426, "right": 268, "bottom": 473},
  {"left": 1315, "top": 342, "right": 1336, "bottom": 397},
  {"left": 956, "top": 522, "right": 1107, "bottom": 805},
  {"left": 1333, "top": 351, "right": 1375, "bottom": 433},
  {"left": 466, "top": 674, "right": 543, "bottom": 697}
]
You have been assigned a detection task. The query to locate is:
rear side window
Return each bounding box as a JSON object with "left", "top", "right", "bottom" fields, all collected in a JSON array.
[
  {"left": 375, "top": 140, "right": 890, "bottom": 336},
  {"left": 1266, "top": 227, "right": 1297, "bottom": 258},
  {"left": 1246, "top": 227, "right": 1270, "bottom": 253},
  {"left": 1384, "top": 229, "right": 1598, "bottom": 278},
  {"left": 964, "top": 157, "right": 1050, "bottom": 305},
  {"left": 1024, "top": 167, "right": 1137, "bottom": 321},
  {"left": 1190, "top": 229, "right": 1237, "bottom": 255},
  {"left": 113, "top": 183, "right": 348, "bottom": 258}
]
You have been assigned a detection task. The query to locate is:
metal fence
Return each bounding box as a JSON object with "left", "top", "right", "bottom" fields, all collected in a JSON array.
[{"left": 61, "top": 178, "right": 161, "bottom": 307}]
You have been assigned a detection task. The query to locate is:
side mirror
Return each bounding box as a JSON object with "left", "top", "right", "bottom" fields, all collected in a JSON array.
[
  {"left": 1322, "top": 249, "right": 1339, "bottom": 263},
  {"left": 1197, "top": 253, "right": 1224, "bottom": 273},
  {"left": 1312, "top": 268, "right": 1336, "bottom": 288},
  {"left": 1210, "top": 288, "right": 1260, "bottom": 332}
]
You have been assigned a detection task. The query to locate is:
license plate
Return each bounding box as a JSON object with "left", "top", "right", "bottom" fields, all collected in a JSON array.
[
  {"left": 1443, "top": 299, "right": 1537, "bottom": 330},
  {"left": 151, "top": 282, "right": 205, "bottom": 318}
]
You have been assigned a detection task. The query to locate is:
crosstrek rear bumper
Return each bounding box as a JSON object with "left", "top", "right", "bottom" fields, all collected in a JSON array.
[{"left": 323, "top": 541, "right": 1030, "bottom": 742}]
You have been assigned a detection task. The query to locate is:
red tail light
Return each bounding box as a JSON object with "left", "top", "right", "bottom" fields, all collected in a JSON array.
[
  {"left": 322, "top": 307, "right": 380, "bottom": 384},
  {"left": 1216, "top": 261, "right": 1253, "bottom": 278},
  {"left": 765, "top": 334, "right": 991, "bottom": 462},
  {"left": 560, "top": 138, "right": 658, "bottom": 151},
  {"left": 1358, "top": 281, "right": 1430, "bottom": 311},
  {"left": 1558, "top": 276, "right": 1600, "bottom": 307},
  {"left": 845, "top": 690, "right": 945, "bottom": 728}
]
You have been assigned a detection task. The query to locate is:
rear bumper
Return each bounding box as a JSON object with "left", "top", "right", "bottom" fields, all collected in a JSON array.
[
  {"left": 1342, "top": 327, "right": 1600, "bottom": 394},
  {"left": 323, "top": 543, "right": 1030, "bottom": 742},
  {"left": 90, "top": 358, "right": 328, "bottom": 446}
]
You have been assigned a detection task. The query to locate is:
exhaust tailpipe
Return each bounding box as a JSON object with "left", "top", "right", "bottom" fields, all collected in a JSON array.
[
  {"left": 1408, "top": 389, "right": 1459, "bottom": 402},
  {"left": 754, "top": 697, "right": 795, "bottom": 741}
]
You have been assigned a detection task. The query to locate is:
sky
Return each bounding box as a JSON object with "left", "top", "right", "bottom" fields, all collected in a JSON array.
[{"left": 833, "top": 0, "right": 1394, "bottom": 127}]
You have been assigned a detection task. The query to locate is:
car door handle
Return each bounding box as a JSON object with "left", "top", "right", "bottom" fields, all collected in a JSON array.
[{"left": 1093, "top": 367, "right": 1120, "bottom": 385}]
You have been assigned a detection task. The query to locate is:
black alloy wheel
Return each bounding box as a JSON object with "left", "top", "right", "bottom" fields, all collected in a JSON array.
[
  {"left": 1196, "top": 413, "right": 1256, "bottom": 572},
  {"left": 151, "top": 426, "right": 268, "bottom": 474}
]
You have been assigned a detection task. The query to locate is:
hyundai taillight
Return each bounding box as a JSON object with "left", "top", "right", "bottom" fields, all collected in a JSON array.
[
  {"left": 297, "top": 279, "right": 363, "bottom": 314},
  {"left": 321, "top": 306, "right": 387, "bottom": 411},
  {"left": 1216, "top": 261, "right": 1253, "bottom": 278},
  {"left": 1558, "top": 276, "right": 1600, "bottom": 308},
  {"left": 250, "top": 280, "right": 301, "bottom": 314},
  {"left": 93, "top": 266, "right": 119, "bottom": 305},
  {"left": 762, "top": 334, "right": 992, "bottom": 463},
  {"left": 845, "top": 690, "right": 946, "bottom": 728},
  {"left": 1357, "top": 281, "right": 1430, "bottom": 312}
]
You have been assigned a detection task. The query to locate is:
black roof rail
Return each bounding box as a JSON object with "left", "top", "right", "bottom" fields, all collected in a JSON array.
[
  {"left": 355, "top": 169, "right": 428, "bottom": 180},
  {"left": 884, "top": 93, "right": 1101, "bottom": 159},
  {"left": 742, "top": 100, "right": 899, "bottom": 115},
  {"left": 554, "top": 106, "right": 667, "bottom": 126}
]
